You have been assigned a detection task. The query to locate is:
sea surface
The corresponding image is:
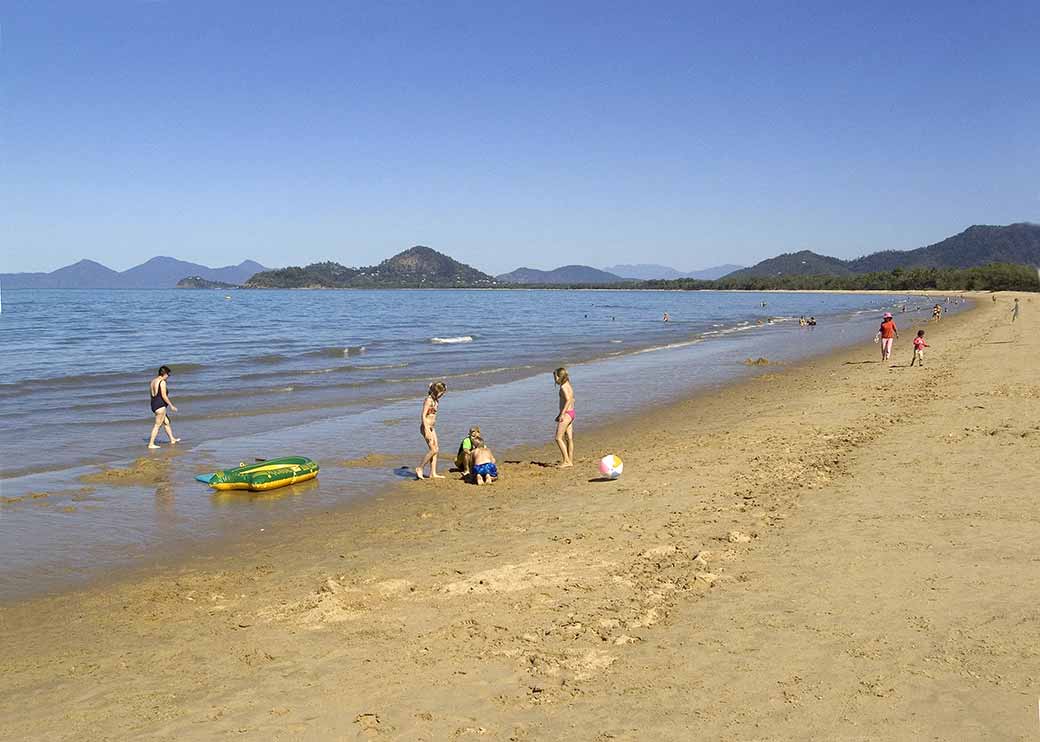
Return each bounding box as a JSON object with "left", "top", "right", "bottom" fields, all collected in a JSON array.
[{"left": 0, "top": 288, "right": 958, "bottom": 598}]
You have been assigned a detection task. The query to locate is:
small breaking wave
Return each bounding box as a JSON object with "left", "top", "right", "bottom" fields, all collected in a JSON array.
[
  {"left": 430, "top": 336, "right": 473, "bottom": 344},
  {"left": 303, "top": 346, "right": 367, "bottom": 359},
  {"left": 239, "top": 362, "right": 408, "bottom": 381}
]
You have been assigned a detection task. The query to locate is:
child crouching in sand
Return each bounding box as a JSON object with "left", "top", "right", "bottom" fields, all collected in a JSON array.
[
  {"left": 469, "top": 432, "right": 498, "bottom": 485},
  {"left": 910, "top": 329, "right": 929, "bottom": 367},
  {"left": 455, "top": 426, "right": 480, "bottom": 475}
]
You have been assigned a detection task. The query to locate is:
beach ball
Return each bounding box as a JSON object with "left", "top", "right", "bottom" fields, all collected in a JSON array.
[{"left": 599, "top": 454, "right": 623, "bottom": 479}]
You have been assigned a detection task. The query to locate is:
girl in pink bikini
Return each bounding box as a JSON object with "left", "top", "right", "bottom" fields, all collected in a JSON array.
[{"left": 553, "top": 367, "right": 575, "bottom": 468}]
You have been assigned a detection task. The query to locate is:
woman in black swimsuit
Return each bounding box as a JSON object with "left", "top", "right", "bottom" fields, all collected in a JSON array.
[{"left": 148, "top": 365, "right": 180, "bottom": 449}]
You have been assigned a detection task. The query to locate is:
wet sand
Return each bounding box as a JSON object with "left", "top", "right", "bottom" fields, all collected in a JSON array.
[{"left": 1, "top": 293, "right": 1036, "bottom": 741}]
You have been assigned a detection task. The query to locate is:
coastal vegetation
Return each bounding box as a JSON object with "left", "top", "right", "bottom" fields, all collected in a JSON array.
[
  {"left": 640, "top": 263, "right": 1040, "bottom": 293},
  {"left": 176, "top": 276, "right": 240, "bottom": 289}
]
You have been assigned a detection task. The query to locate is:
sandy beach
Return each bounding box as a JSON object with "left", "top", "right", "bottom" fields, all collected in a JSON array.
[{"left": 1, "top": 293, "right": 1036, "bottom": 741}]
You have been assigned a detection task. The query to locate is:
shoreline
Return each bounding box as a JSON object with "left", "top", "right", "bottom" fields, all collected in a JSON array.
[
  {"left": 2, "top": 292, "right": 951, "bottom": 603},
  {"left": 2, "top": 292, "right": 1035, "bottom": 739}
]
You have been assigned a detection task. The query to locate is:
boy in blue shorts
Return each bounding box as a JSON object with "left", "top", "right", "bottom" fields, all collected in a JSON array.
[{"left": 470, "top": 432, "right": 498, "bottom": 485}]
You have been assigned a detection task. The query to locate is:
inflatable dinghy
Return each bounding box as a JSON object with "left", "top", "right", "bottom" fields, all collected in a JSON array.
[{"left": 196, "top": 456, "right": 319, "bottom": 492}]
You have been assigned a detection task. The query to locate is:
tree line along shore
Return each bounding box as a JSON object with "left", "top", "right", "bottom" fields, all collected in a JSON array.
[{"left": 240, "top": 261, "right": 1039, "bottom": 292}]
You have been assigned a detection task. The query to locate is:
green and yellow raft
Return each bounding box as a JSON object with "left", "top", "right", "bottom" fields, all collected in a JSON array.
[{"left": 197, "top": 456, "right": 319, "bottom": 492}]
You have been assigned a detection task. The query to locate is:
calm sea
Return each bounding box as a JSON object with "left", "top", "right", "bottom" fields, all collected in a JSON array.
[{"left": 0, "top": 288, "right": 953, "bottom": 598}]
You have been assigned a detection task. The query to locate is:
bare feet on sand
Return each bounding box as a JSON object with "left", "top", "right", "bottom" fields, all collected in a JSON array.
[
  {"left": 148, "top": 444, "right": 161, "bottom": 449},
  {"left": 558, "top": 462, "right": 573, "bottom": 469},
  {"left": 170, "top": 438, "right": 181, "bottom": 444}
]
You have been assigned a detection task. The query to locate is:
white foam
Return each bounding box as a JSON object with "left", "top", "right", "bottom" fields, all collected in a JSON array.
[{"left": 430, "top": 336, "right": 474, "bottom": 344}]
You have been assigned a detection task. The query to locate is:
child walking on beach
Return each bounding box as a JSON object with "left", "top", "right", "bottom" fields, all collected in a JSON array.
[
  {"left": 469, "top": 432, "right": 498, "bottom": 485},
  {"left": 910, "top": 330, "right": 929, "bottom": 367},
  {"left": 416, "top": 381, "right": 447, "bottom": 480},
  {"left": 876, "top": 313, "right": 898, "bottom": 362},
  {"left": 553, "top": 367, "right": 575, "bottom": 468}
]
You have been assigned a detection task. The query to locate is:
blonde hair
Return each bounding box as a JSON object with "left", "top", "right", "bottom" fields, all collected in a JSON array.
[
  {"left": 470, "top": 431, "right": 485, "bottom": 449},
  {"left": 468, "top": 426, "right": 481, "bottom": 439},
  {"left": 429, "top": 381, "right": 447, "bottom": 399},
  {"left": 553, "top": 367, "right": 569, "bottom": 385}
]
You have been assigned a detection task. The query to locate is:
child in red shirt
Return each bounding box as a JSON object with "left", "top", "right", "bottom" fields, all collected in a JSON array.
[{"left": 910, "top": 329, "right": 928, "bottom": 367}]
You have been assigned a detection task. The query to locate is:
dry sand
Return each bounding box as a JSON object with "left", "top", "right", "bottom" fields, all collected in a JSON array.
[{"left": 1, "top": 294, "right": 1037, "bottom": 741}]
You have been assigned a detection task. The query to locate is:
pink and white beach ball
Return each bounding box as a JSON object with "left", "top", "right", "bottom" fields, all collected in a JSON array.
[{"left": 599, "top": 454, "right": 623, "bottom": 479}]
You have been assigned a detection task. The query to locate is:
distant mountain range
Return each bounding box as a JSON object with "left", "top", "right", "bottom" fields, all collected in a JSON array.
[
  {"left": 6, "top": 223, "right": 1037, "bottom": 290},
  {"left": 728, "top": 223, "right": 1040, "bottom": 279},
  {"left": 246, "top": 246, "right": 496, "bottom": 288},
  {"left": 2, "top": 257, "right": 268, "bottom": 289},
  {"left": 604, "top": 263, "right": 745, "bottom": 281},
  {"left": 496, "top": 265, "right": 628, "bottom": 285}
]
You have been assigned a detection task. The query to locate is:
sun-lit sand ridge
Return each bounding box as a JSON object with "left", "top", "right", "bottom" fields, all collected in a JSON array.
[{"left": 0, "top": 293, "right": 1036, "bottom": 740}]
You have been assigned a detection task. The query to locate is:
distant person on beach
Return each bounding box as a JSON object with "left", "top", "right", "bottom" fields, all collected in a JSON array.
[
  {"left": 876, "top": 312, "right": 898, "bottom": 361},
  {"left": 662, "top": 312, "right": 670, "bottom": 322},
  {"left": 932, "top": 304, "right": 943, "bottom": 322},
  {"left": 415, "top": 381, "right": 447, "bottom": 480},
  {"left": 808, "top": 316, "right": 816, "bottom": 327},
  {"left": 910, "top": 330, "right": 929, "bottom": 367},
  {"left": 469, "top": 432, "right": 498, "bottom": 485},
  {"left": 799, "top": 316, "right": 806, "bottom": 327},
  {"left": 1010, "top": 298, "right": 1020, "bottom": 323},
  {"left": 147, "top": 366, "right": 179, "bottom": 449},
  {"left": 553, "top": 367, "right": 575, "bottom": 468},
  {"left": 455, "top": 426, "right": 481, "bottom": 476}
]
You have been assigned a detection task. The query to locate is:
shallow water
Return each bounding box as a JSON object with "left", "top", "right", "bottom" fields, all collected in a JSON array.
[{"left": 0, "top": 288, "right": 959, "bottom": 598}]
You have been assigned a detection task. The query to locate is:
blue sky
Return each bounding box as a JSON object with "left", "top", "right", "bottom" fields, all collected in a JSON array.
[{"left": 3, "top": 0, "right": 1038, "bottom": 274}]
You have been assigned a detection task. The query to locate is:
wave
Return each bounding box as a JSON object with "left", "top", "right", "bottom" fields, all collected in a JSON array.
[
  {"left": 251, "top": 353, "right": 289, "bottom": 364},
  {"left": 239, "top": 362, "right": 408, "bottom": 381},
  {"left": 0, "top": 362, "right": 210, "bottom": 397},
  {"left": 628, "top": 338, "right": 705, "bottom": 355},
  {"left": 430, "top": 336, "right": 474, "bottom": 344},
  {"left": 302, "top": 346, "right": 367, "bottom": 359}
]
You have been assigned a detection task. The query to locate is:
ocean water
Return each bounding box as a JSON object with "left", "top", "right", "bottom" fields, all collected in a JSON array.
[{"left": 0, "top": 288, "right": 955, "bottom": 598}]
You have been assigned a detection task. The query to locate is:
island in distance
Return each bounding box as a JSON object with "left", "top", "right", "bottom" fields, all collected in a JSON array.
[{"left": 245, "top": 246, "right": 496, "bottom": 288}]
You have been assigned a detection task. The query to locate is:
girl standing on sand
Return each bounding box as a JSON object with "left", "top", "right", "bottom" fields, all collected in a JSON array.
[
  {"left": 416, "top": 381, "right": 447, "bottom": 480},
  {"left": 147, "top": 366, "right": 179, "bottom": 449},
  {"left": 876, "top": 312, "right": 898, "bottom": 362},
  {"left": 553, "top": 367, "right": 575, "bottom": 468}
]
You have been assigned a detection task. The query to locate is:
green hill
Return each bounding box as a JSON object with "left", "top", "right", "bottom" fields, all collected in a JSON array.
[
  {"left": 846, "top": 223, "right": 1040, "bottom": 272},
  {"left": 245, "top": 246, "right": 496, "bottom": 288},
  {"left": 727, "top": 223, "right": 1040, "bottom": 279},
  {"left": 497, "top": 265, "right": 627, "bottom": 284},
  {"left": 723, "top": 250, "right": 852, "bottom": 279}
]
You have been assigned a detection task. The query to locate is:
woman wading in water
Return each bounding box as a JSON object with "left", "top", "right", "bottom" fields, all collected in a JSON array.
[
  {"left": 147, "top": 365, "right": 179, "bottom": 449},
  {"left": 553, "top": 367, "right": 575, "bottom": 468},
  {"left": 416, "top": 381, "right": 447, "bottom": 480}
]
